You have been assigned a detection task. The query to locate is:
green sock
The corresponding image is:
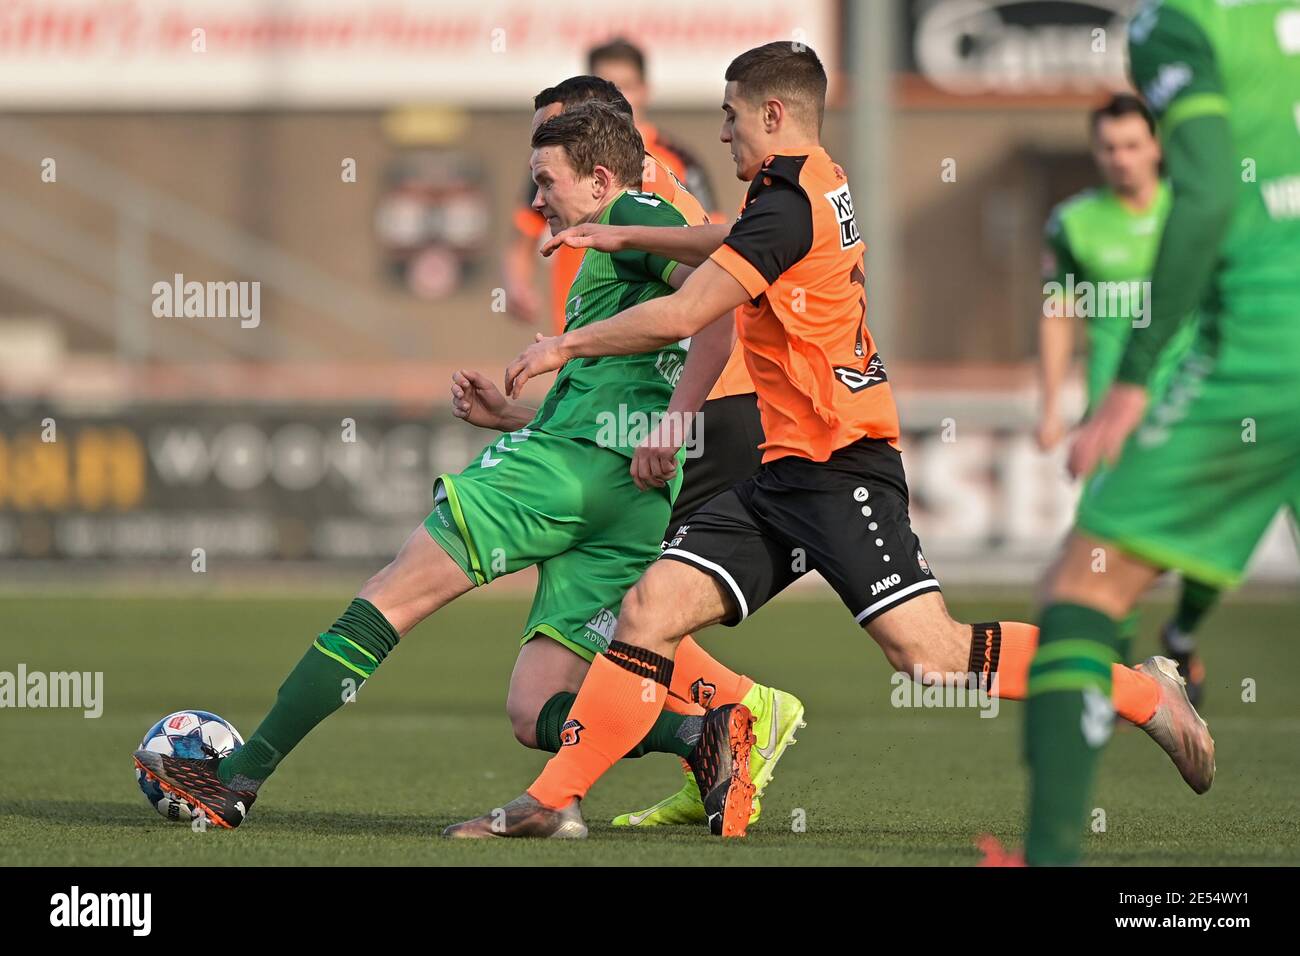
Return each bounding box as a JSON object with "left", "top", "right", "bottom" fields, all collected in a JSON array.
[
  {"left": 218, "top": 598, "right": 400, "bottom": 789},
  {"left": 534, "top": 691, "right": 701, "bottom": 759},
  {"left": 1024, "top": 602, "right": 1122, "bottom": 866},
  {"left": 1173, "top": 578, "right": 1220, "bottom": 636}
]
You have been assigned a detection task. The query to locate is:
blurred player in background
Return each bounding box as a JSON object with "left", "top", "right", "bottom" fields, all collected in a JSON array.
[
  {"left": 502, "top": 38, "right": 718, "bottom": 331},
  {"left": 1011, "top": 0, "right": 1300, "bottom": 867},
  {"left": 1038, "top": 93, "right": 1210, "bottom": 703}
]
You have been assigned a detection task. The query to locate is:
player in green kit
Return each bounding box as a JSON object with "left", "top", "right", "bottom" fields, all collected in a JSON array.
[
  {"left": 990, "top": 0, "right": 1300, "bottom": 866},
  {"left": 1038, "top": 93, "right": 1210, "bottom": 702},
  {"left": 132, "top": 100, "right": 794, "bottom": 833}
]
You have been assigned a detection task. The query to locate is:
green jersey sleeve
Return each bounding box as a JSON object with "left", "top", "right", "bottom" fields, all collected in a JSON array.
[
  {"left": 1116, "top": 1, "right": 1236, "bottom": 386},
  {"left": 607, "top": 190, "right": 689, "bottom": 285},
  {"left": 1128, "top": 0, "right": 1227, "bottom": 134}
]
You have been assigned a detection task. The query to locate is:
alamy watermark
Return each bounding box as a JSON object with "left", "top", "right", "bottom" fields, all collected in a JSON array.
[
  {"left": 594, "top": 406, "right": 704, "bottom": 458},
  {"left": 1043, "top": 274, "right": 1151, "bottom": 328},
  {"left": 152, "top": 273, "right": 261, "bottom": 328},
  {"left": 890, "top": 667, "right": 1000, "bottom": 718},
  {"left": 49, "top": 886, "right": 150, "bottom": 935},
  {"left": 0, "top": 664, "right": 103, "bottom": 718}
]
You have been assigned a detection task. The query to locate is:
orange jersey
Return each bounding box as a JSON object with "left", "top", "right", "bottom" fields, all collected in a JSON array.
[
  {"left": 515, "top": 130, "right": 751, "bottom": 398},
  {"left": 635, "top": 151, "right": 751, "bottom": 400},
  {"left": 709, "top": 146, "right": 898, "bottom": 463}
]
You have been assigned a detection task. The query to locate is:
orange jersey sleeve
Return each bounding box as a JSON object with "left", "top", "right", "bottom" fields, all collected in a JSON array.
[{"left": 707, "top": 147, "right": 898, "bottom": 463}]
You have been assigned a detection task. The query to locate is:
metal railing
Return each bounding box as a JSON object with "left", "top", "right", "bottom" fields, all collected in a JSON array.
[{"left": 0, "top": 117, "right": 409, "bottom": 361}]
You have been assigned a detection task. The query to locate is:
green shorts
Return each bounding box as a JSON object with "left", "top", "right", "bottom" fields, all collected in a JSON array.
[
  {"left": 423, "top": 427, "right": 670, "bottom": 661},
  {"left": 1078, "top": 327, "right": 1300, "bottom": 588}
]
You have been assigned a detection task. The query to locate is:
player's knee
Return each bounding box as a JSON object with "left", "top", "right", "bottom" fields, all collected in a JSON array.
[{"left": 613, "top": 580, "right": 656, "bottom": 647}]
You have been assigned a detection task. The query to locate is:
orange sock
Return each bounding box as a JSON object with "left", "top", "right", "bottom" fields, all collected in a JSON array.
[
  {"left": 1111, "top": 662, "right": 1159, "bottom": 724},
  {"left": 529, "top": 642, "right": 673, "bottom": 809},
  {"left": 974, "top": 621, "right": 1037, "bottom": 699},
  {"left": 974, "top": 621, "right": 1159, "bottom": 723},
  {"left": 669, "top": 635, "right": 754, "bottom": 708}
]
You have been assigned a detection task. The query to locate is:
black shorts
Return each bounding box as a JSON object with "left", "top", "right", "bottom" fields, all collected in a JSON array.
[
  {"left": 665, "top": 392, "right": 765, "bottom": 539},
  {"left": 660, "top": 436, "right": 940, "bottom": 627}
]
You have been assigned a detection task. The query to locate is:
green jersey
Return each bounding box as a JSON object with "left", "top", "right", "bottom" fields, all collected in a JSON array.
[
  {"left": 1044, "top": 181, "right": 1195, "bottom": 405},
  {"left": 528, "top": 189, "right": 689, "bottom": 464},
  {"left": 1128, "top": 0, "right": 1300, "bottom": 325}
]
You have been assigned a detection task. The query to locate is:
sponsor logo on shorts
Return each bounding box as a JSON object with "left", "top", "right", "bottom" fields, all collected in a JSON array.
[
  {"left": 870, "top": 573, "right": 901, "bottom": 597},
  {"left": 584, "top": 608, "right": 617, "bottom": 647},
  {"left": 690, "top": 678, "right": 717, "bottom": 707},
  {"left": 917, "top": 550, "right": 930, "bottom": 575},
  {"left": 559, "top": 718, "right": 584, "bottom": 746},
  {"left": 834, "top": 353, "right": 887, "bottom": 393},
  {"left": 667, "top": 524, "right": 690, "bottom": 549}
]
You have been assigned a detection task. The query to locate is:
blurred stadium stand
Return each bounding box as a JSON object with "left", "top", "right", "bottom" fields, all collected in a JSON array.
[{"left": 0, "top": 0, "right": 1294, "bottom": 585}]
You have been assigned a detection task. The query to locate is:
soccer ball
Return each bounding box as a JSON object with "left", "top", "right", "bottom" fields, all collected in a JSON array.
[{"left": 136, "top": 710, "right": 244, "bottom": 821}]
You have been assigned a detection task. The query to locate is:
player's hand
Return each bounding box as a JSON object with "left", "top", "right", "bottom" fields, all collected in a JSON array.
[
  {"left": 1067, "top": 383, "right": 1148, "bottom": 478},
  {"left": 630, "top": 415, "right": 688, "bottom": 491},
  {"left": 504, "top": 333, "right": 569, "bottom": 399},
  {"left": 1036, "top": 412, "right": 1067, "bottom": 451},
  {"left": 540, "top": 223, "right": 626, "bottom": 258},
  {"left": 451, "top": 369, "right": 514, "bottom": 430}
]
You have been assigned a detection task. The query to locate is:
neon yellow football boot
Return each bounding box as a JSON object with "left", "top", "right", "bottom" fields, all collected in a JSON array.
[
  {"left": 742, "top": 683, "right": 806, "bottom": 796},
  {"left": 611, "top": 683, "right": 804, "bottom": 828}
]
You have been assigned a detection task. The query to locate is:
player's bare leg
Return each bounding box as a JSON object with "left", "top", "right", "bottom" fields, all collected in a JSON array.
[
  {"left": 866, "top": 591, "right": 973, "bottom": 679},
  {"left": 357, "top": 526, "right": 477, "bottom": 636},
  {"left": 134, "top": 526, "right": 475, "bottom": 829},
  {"left": 443, "top": 560, "right": 758, "bottom": 838}
]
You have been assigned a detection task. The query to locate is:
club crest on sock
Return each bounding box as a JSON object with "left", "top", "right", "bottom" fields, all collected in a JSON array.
[
  {"left": 559, "top": 718, "right": 584, "bottom": 747},
  {"left": 690, "top": 679, "right": 717, "bottom": 708}
]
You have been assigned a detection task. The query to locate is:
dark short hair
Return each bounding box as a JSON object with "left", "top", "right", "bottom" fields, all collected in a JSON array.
[
  {"left": 725, "top": 41, "right": 827, "bottom": 130},
  {"left": 531, "top": 100, "right": 645, "bottom": 186},
  {"left": 587, "top": 38, "right": 646, "bottom": 80},
  {"left": 1090, "top": 93, "right": 1156, "bottom": 138},
  {"left": 533, "top": 75, "right": 634, "bottom": 117}
]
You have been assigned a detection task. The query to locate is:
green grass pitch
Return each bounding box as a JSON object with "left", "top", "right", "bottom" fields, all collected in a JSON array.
[{"left": 1, "top": 592, "right": 1296, "bottom": 866}]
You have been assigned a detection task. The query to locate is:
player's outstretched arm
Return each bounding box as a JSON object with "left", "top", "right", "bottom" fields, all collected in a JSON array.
[
  {"left": 451, "top": 369, "right": 535, "bottom": 431},
  {"left": 504, "top": 260, "right": 749, "bottom": 398},
  {"left": 541, "top": 222, "right": 732, "bottom": 267}
]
